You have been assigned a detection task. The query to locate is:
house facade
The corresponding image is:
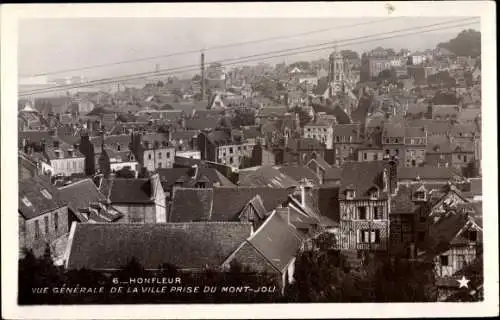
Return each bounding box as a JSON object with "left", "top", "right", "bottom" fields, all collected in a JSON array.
[
  {"left": 19, "top": 176, "right": 70, "bottom": 258},
  {"left": 337, "top": 160, "right": 398, "bottom": 252}
]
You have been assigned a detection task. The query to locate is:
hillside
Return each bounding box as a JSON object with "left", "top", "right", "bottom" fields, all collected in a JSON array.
[{"left": 437, "top": 29, "right": 481, "bottom": 57}]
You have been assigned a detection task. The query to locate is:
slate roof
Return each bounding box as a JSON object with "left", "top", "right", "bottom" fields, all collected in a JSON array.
[
  {"left": 324, "top": 167, "right": 342, "bottom": 181},
  {"left": 169, "top": 188, "right": 214, "bottom": 222},
  {"left": 239, "top": 165, "right": 298, "bottom": 188},
  {"left": 246, "top": 211, "right": 303, "bottom": 272},
  {"left": 383, "top": 123, "right": 406, "bottom": 137},
  {"left": 158, "top": 167, "right": 235, "bottom": 190},
  {"left": 311, "top": 104, "right": 351, "bottom": 124},
  {"left": 19, "top": 131, "right": 54, "bottom": 145},
  {"left": 278, "top": 166, "right": 319, "bottom": 185},
  {"left": 58, "top": 179, "right": 107, "bottom": 211},
  {"left": 339, "top": 161, "right": 390, "bottom": 198},
  {"left": 185, "top": 118, "right": 220, "bottom": 131},
  {"left": 99, "top": 178, "right": 154, "bottom": 204},
  {"left": 212, "top": 187, "right": 291, "bottom": 221},
  {"left": 66, "top": 222, "right": 252, "bottom": 270},
  {"left": 398, "top": 167, "right": 462, "bottom": 181},
  {"left": 19, "top": 175, "right": 67, "bottom": 220},
  {"left": 333, "top": 124, "right": 361, "bottom": 139},
  {"left": 256, "top": 106, "right": 288, "bottom": 118}
]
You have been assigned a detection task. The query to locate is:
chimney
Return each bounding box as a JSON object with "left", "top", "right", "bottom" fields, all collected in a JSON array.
[
  {"left": 191, "top": 164, "right": 199, "bottom": 180},
  {"left": 300, "top": 184, "right": 306, "bottom": 208}
]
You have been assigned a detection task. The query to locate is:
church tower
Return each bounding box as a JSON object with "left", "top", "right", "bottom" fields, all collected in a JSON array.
[{"left": 328, "top": 48, "right": 346, "bottom": 97}]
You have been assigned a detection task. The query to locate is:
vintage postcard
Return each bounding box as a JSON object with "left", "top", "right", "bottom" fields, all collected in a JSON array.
[{"left": 1, "top": 2, "right": 498, "bottom": 319}]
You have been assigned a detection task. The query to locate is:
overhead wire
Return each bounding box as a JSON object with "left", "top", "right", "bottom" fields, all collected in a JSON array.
[
  {"left": 19, "top": 18, "right": 480, "bottom": 97},
  {"left": 20, "top": 17, "right": 404, "bottom": 78}
]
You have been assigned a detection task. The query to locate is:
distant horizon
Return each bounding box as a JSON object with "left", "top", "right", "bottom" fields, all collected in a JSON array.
[{"left": 19, "top": 17, "right": 480, "bottom": 83}]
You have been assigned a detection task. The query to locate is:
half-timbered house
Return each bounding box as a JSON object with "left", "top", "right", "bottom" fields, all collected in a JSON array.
[{"left": 337, "top": 159, "right": 398, "bottom": 251}]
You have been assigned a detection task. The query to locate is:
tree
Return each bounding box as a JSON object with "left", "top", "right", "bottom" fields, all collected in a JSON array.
[
  {"left": 340, "top": 49, "right": 360, "bottom": 61},
  {"left": 437, "top": 29, "right": 481, "bottom": 57}
]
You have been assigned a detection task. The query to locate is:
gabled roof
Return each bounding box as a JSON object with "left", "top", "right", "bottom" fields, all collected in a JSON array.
[
  {"left": 66, "top": 222, "right": 252, "bottom": 270},
  {"left": 339, "top": 161, "right": 391, "bottom": 198},
  {"left": 390, "top": 185, "right": 422, "bottom": 214},
  {"left": 169, "top": 188, "right": 214, "bottom": 222},
  {"left": 238, "top": 165, "right": 298, "bottom": 188},
  {"left": 333, "top": 124, "right": 361, "bottom": 138},
  {"left": 246, "top": 211, "right": 303, "bottom": 272},
  {"left": 212, "top": 187, "right": 291, "bottom": 221},
  {"left": 99, "top": 178, "right": 157, "bottom": 204},
  {"left": 19, "top": 175, "right": 67, "bottom": 220},
  {"left": 58, "top": 178, "right": 106, "bottom": 211}
]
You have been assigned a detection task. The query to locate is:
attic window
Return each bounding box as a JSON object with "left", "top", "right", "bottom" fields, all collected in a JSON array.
[
  {"left": 346, "top": 190, "right": 355, "bottom": 199},
  {"left": 369, "top": 188, "right": 379, "bottom": 199},
  {"left": 414, "top": 191, "right": 426, "bottom": 201},
  {"left": 40, "top": 189, "right": 52, "bottom": 199},
  {"left": 468, "top": 230, "right": 478, "bottom": 242},
  {"left": 21, "top": 196, "right": 32, "bottom": 207}
]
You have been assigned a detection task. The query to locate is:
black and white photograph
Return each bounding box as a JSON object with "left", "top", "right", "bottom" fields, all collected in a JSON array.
[{"left": 1, "top": 2, "right": 498, "bottom": 319}]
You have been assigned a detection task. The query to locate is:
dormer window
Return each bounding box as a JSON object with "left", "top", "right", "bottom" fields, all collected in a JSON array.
[
  {"left": 369, "top": 187, "right": 379, "bottom": 199},
  {"left": 346, "top": 189, "right": 356, "bottom": 199}
]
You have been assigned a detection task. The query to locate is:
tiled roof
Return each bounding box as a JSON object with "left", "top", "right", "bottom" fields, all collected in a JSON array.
[
  {"left": 212, "top": 187, "right": 291, "bottom": 221},
  {"left": 171, "top": 130, "right": 199, "bottom": 142},
  {"left": 390, "top": 185, "right": 422, "bottom": 214},
  {"left": 44, "top": 140, "right": 85, "bottom": 160},
  {"left": 339, "top": 161, "right": 390, "bottom": 198},
  {"left": 239, "top": 165, "right": 298, "bottom": 188},
  {"left": 398, "top": 166, "right": 462, "bottom": 181},
  {"left": 19, "top": 175, "right": 67, "bottom": 220},
  {"left": 19, "top": 131, "right": 54, "bottom": 145},
  {"left": 405, "top": 126, "right": 427, "bottom": 137},
  {"left": 66, "top": 222, "right": 252, "bottom": 270},
  {"left": 247, "top": 211, "right": 303, "bottom": 272},
  {"left": 169, "top": 188, "right": 214, "bottom": 222}
]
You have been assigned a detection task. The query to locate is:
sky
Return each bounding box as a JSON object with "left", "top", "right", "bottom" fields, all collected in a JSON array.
[{"left": 18, "top": 17, "right": 480, "bottom": 82}]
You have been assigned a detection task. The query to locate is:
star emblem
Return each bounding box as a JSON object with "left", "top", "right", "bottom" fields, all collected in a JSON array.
[{"left": 457, "top": 276, "right": 470, "bottom": 288}]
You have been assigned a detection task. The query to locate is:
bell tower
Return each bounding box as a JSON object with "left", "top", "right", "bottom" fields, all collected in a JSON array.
[{"left": 328, "top": 46, "right": 345, "bottom": 97}]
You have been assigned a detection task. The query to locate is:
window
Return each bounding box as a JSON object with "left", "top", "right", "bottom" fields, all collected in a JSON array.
[
  {"left": 374, "top": 206, "right": 383, "bottom": 219},
  {"left": 457, "top": 154, "right": 461, "bottom": 160},
  {"left": 229, "top": 147, "right": 234, "bottom": 154},
  {"left": 419, "top": 216, "right": 426, "bottom": 223},
  {"left": 385, "top": 149, "right": 390, "bottom": 155},
  {"left": 373, "top": 153, "right": 378, "bottom": 161},
  {"left": 357, "top": 206, "right": 367, "bottom": 220},
  {"left": 463, "top": 155, "right": 468, "bottom": 162},
  {"left": 44, "top": 216, "right": 49, "bottom": 234},
  {"left": 346, "top": 190, "right": 355, "bottom": 199},
  {"left": 158, "top": 152, "right": 162, "bottom": 159},
  {"left": 402, "top": 223, "right": 411, "bottom": 233},
  {"left": 457, "top": 254, "right": 466, "bottom": 270},
  {"left": 34, "top": 220, "right": 40, "bottom": 240},
  {"left": 54, "top": 212, "right": 58, "bottom": 232},
  {"left": 411, "top": 160, "right": 417, "bottom": 167},
  {"left": 415, "top": 191, "right": 426, "bottom": 200},
  {"left": 468, "top": 230, "right": 478, "bottom": 242},
  {"left": 40, "top": 189, "right": 52, "bottom": 199},
  {"left": 117, "top": 144, "right": 121, "bottom": 151},
  {"left": 229, "top": 157, "right": 234, "bottom": 164},
  {"left": 148, "top": 153, "right": 152, "bottom": 160},
  {"left": 363, "top": 153, "right": 367, "bottom": 160},
  {"left": 21, "top": 196, "right": 32, "bottom": 207},
  {"left": 158, "top": 162, "right": 162, "bottom": 168},
  {"left": 440, "top": 255, "right": 449, "bottom": 266}
]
